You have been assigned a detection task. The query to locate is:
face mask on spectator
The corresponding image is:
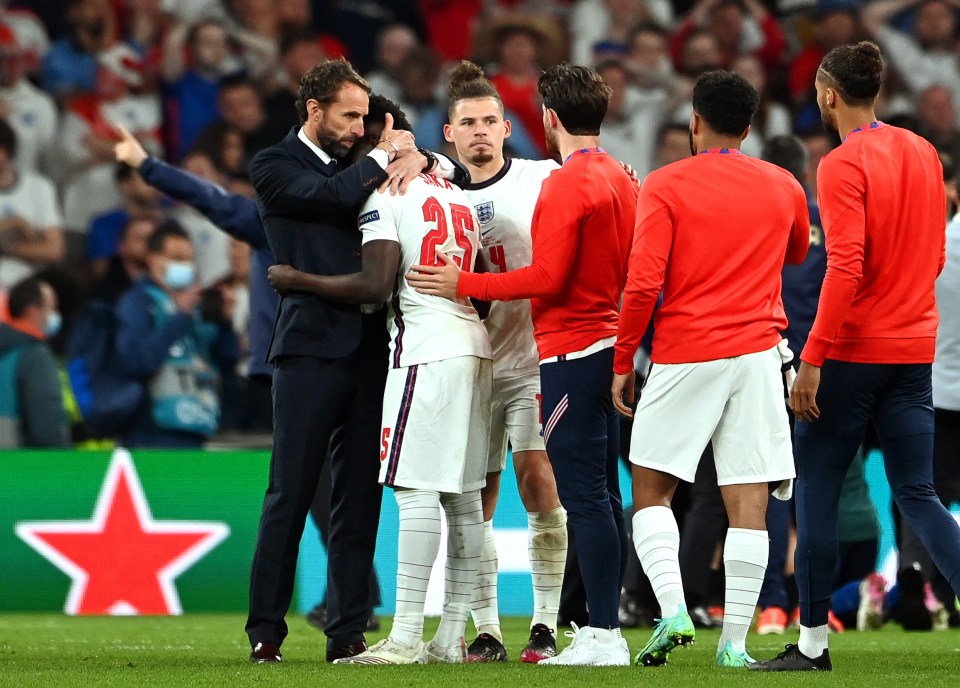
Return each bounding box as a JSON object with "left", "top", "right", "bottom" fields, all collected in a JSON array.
[
  {"left": 44, "top": 310, "right": 62, "bottom": 338},
  {"left": 164, "top": 261, "right": 196, "bottom": 291}
]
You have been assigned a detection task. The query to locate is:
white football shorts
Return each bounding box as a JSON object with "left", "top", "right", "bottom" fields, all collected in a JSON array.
[
  {"left": 486, "top": 373, "right": 546, "bottom": 473},
  {"left": 629, "top": 343, "right": 795, "bottom": 487},
  {"left": 379, "top": 356, "right": 492, "bottom": 494}
]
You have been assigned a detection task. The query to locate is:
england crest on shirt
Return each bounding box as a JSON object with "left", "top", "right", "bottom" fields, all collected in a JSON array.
[{"left": 475, "top": 201, "right": 494, "bottom": 225}]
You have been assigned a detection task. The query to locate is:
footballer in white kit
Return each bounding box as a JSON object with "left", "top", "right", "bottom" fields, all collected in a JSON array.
[
  {"left": 438, "top": 61, "right": 568, "bottom": 664},
  {"left": 463, "top": 157, "right": 557, "bottom": 474},
  {"left": 365, "top": 173, "right": 493, "bottom": 494}
]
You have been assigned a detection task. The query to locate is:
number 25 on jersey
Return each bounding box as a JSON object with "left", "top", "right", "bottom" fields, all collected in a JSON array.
[{"left": 419, "top": 197, "right": 476, "bottom": 270}]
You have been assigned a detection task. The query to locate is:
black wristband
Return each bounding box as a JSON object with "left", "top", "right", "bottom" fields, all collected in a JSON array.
[{"left": 418, "top": 147, "right": 437, "bottom": 172}]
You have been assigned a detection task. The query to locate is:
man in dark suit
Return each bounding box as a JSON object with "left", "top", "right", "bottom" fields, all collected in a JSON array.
[{"left": 245, "top": 58, "right": 430, "bottom": 664}]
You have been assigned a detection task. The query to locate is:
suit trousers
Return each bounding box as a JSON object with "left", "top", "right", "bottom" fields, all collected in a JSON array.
[{"left": 246, "top": 325, "right": 387, "bottom": 650}]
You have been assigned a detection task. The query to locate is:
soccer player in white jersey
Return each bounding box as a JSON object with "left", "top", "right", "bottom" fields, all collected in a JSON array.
[
  {"left": 441, "top": 61, "right": 567, "bottom": 663},
  {"left": 268, "top": 104, "right": 492, "bottom": 665}
]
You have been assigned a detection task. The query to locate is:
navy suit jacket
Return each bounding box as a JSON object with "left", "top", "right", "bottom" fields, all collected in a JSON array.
[{"left": 250, "top": 128, "right": 389, "bottom": 362}]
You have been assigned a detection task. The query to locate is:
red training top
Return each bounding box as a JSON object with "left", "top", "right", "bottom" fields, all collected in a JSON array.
[
  {"left": 802, "top": 122, "right": 946, "bottom": 367},
  {"left": 614, "top": 149, "right": 810, "bottom": 374},
  {"left": 458, "top": 148, "right": 639, "bottom": 360}
]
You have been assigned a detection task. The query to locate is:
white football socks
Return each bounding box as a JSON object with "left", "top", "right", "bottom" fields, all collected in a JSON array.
[
  {"left": 470, "top": 519, "right": 501, "bottom": 641},
  {"left": 390, "top": 488, "right": 442, "bottom": 648},
  {"left": 528, "top": 507, "right": 567, "bottom": 630},
  {"left": 799, "top": 624, "right": 829, "bottom": 658},
  {"left": 433, "top": 490, "right": 484, "bottom": 649},
  {"left": 719, "top": 528, "right": 769, "bottom": 654},
  {"left": 633, "top": 506, "right": 685, "bottom": 617}
]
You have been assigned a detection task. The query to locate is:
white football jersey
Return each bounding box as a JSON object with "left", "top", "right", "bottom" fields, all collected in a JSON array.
[
  {"left": 462, "top": 157, "right": 559, "bottom": 379},
  {"left": 360, "top": 174, "right": 492, "bottom": 368}
]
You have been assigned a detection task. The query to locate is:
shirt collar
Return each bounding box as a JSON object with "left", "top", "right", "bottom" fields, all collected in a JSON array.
[
  {"left": 298, "top": 126, "right": 333, "bottom": 165},
  {"left": 563, "top": 147, "right": 605, "bottom": 164},
  {"left": 698, "top": 148, "right": 743, "bottom": 155}
]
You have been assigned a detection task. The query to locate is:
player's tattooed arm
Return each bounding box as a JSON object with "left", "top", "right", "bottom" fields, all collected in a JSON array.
[{"left": 267, "top": 240, "right": 401, "bottom": 304}]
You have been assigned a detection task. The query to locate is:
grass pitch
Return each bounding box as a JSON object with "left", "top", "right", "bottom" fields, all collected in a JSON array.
[{"left": 1, "top": 613, "right": 959, "bottom": 687}]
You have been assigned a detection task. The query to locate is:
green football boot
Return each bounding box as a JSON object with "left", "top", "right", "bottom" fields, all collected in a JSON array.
[{"left": 634, "top": 606, "right": 696, "bottom": 666}]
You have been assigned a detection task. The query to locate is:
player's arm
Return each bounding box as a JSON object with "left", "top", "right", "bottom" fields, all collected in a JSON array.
[
  {"left": 785, "top": 181, "right": 812, "bottom": 265},
  {"left": 267, "top": 241, "right": 400, "bottom": 304},
  {"left": 800, "top": 154, "right": 867, "bottom": 368},
  {"left": 614, "top": 190, "right": 672, "bottom": 375}
]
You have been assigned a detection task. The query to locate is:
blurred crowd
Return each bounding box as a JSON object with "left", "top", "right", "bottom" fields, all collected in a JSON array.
[{"left": 1, "top": 0, "right": 960, "bottom": 446}]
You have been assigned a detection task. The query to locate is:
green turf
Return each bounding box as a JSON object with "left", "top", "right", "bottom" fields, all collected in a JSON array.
[{"left": 1, "top": 614, "right": 959, "bottom": 687}]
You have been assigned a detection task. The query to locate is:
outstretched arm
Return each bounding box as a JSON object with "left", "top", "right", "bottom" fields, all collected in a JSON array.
[{"left": 267, "top": 240, "right": 400, "bottom": 305}]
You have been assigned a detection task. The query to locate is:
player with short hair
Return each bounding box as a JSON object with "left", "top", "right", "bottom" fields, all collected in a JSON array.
[
  {"left": 753, "top": 41, "right": 960, "bottom": 672},
  {"left": 409, "top": 63, "right": 639, "bottom": 667},
  {"left": 439, "top": 60, "right": 566, "bottom": 664},
  {"left": 268, "top": 111, "right": 491, "bottom": 666},
  {"left": 612, "top": 70, "right": 810, "bottom": 669}
]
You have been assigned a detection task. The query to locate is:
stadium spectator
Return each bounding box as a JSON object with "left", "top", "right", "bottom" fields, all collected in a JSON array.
[
  {"left": 627, "top": 22, "right": 677, "bottom": 92},
  {"left": 161, "top": 19, "right": 239, "bottom": 161},
  {"left": 364, "top": 23, "right": 420, "bottom": 104},
  {"left": 917, "top": 84, "right": 960, "bottom": 164},
  {"left": 0, "top": 275, "right": 69, "bottom": 447},
  {"left": 391, "top": 45, "right": 444, "bottom": 130},
  {"left": 0, "top": 119, "right": 64, "bottom": 291},
  {"left": 189, "top": 121, "right": 252, "bottom": 194},
  {"left": 85, "top": 163, "right": 165, "bottom": 279},
  {"left": 788, "top": 0, "right": 861, "bottom": 105},
  {"left": 87, "top": 216, "right": 156, "bottom": 305},
  {"left": 212, "top": 73, "right": 269, "bottom": 160},
  {"left": 654, "top": 122, "right": 693, "bottom": 167},
  {"left": 670, "top": 0, "right": 787, "bottom": 72},
  {"left": 0, "top": 22, "right": 57, "bottom": 176},
  {"left": 257, "top": 32, "right": 328, "bottom": 152},
  {"left": 677, "top": 28, "right": 723, "bottom": 77},
  {"left": 487, "top": 15, "right": 566, "bottom": 157},
  {"left": 113, "top": 221, "right": 238, "bottom": 448},
  {"left": 732, "top": 54, "right": 792, "bottom": 158},
  {"left": 863, "top": 0, "right": 960, "bottom": 110},
  {"left": 169, "top": 150, "right": 234, "bottom": 287},
  {"left": 569, "top": 0, "right": 674, "bottom": 66},
  {"left": 41, "top": 0, "right": 118, "bottom": 101},
  {"left": 598, "top": 58, "right": 666, "bottom": 178},
  {"left": 0, "top": 2, "right": 50, "bottom": 73}
]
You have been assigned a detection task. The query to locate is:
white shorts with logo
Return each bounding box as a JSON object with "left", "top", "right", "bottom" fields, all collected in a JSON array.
[
  {"left": 379, "top": 356, "right": 492, "bottom": 494},
  {"left": 486, "top": 372, "right": 546, "bottom": 473},
  {"left": 629, "top": 343, "right": 795, "bottom": 488}
]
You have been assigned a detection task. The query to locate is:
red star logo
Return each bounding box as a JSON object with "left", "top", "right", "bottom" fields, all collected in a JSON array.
[{"left": 15, "top": 449, "right": 229, "bottom": 615}]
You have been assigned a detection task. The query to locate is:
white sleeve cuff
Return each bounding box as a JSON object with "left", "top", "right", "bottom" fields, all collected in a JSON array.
[
  {"left": 367, "top": 147, "right": 390, "bottom": 170},
  {"left": 434, "top": 152, "right": 456, "bottom": 180}
]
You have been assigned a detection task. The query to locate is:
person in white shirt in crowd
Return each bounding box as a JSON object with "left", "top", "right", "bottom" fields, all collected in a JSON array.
[
  {"left": 598, "top": 58, "right": 667, "bottom": 180},
  {"left": 0, "top": 119, "right": 63, "bottom": 291},
  {"left": 732, "top": 54, "right": 792, "bottom": 158},
  {"left": 864, "top": 0, "right": 960, "bottom": 116},
  {"left": 0, "top": 23, "right": 56, "bottom": 176},
  {"left": 365, "top": 24, "right": 420, "bottom": 104}
]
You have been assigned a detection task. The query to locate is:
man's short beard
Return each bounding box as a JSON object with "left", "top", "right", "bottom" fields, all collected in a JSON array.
[
  {"left": 820, "top": 110, "right": 838, "bottom": 134},
  {"left": 317, "top": 126, "right": 356, "bottom": 159},
  {"left": 469, "top": 150, "right": 494, "bottom": 166}
]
